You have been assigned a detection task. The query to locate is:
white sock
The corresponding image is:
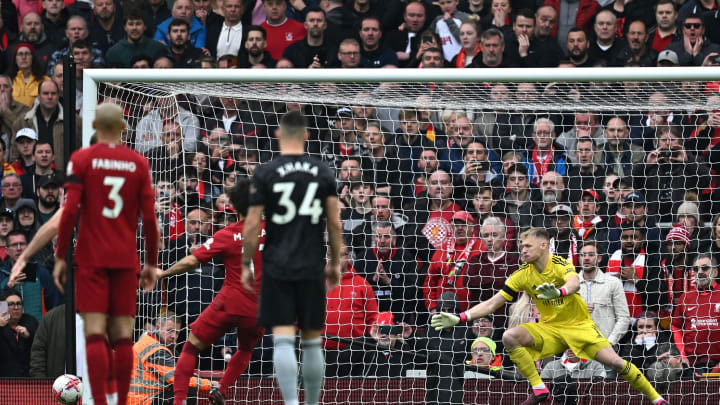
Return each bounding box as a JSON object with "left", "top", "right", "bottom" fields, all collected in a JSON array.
[
  {"left": 106, "top": 392, "right": 118, "bottom": 405},
  {"left": 532, "top": 383, "right": 547, "bottom": 390},
  {"left": 653, "top": 398, "right": 665, "bottom": 404}
]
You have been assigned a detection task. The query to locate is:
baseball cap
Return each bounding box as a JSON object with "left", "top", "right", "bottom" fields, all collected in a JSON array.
[
  {"left": 657, "top": 50, "right": 679, "bottom": 65},
  {"left": 452, "top": 211, "right": 476, "bottom": 224},
  {"left": 37, "top": 173, "right": 62, "bottom": 189},
  {"left": 665, "top": 225, "right": 690, "bottom": 248},
  {"left": 550, "top": 204, "right": 574, "bottom": 216},
  {"left": 471, "top": 337, "right": 497, "bottom": 356},
  {"left": 336, "top": 107, "right": 354, "bottom": 118},
  {"left": 16, "top": 128, "right": 38, "bottom": 141},
  {"left": 376, "top": 311, "right": 395, "bottom": 326},
  {"left": 0, "top": 208, "right": 14, "bottom": 220},
  {"left": 624, "top": 192, "right": 646, "bottom": 204},
  {"left": 581, "top": 189, "right": 600, "bottom": 202}
]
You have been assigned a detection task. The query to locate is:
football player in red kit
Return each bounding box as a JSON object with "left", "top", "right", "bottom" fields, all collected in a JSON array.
[
  {"left": 54, "top": 103, "right": 160, "bottom": 405},
  {"left": 158, "top": 178, "right": 265, "bottom": 405}
]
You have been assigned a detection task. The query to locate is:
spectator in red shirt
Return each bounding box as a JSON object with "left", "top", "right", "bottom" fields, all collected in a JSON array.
[
  {"left": 323, "top": 246, "right": 378, "bottom": 376},
  {"left": 423, "top": 210, "right": 482, "bottom": 312},
  {"left": 260, "top": 0, "right": 306, "bottom": 60},
  {"left": 648, "top": 0, "right": 679, "bottom": 52},
  {"left": 671, "top": 253, "right": 720, "bottom": 373}
]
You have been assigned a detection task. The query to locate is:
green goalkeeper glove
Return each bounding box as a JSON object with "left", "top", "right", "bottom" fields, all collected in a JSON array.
[
  {"left": 535, "top": 282, "right": 567, "bottom": 299},
  {"left": 431, "top": 312, "right": 460, "bottom": 331}
]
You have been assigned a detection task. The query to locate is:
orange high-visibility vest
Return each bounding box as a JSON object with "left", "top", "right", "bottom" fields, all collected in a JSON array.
[{"left": 128, "top": 332, "right": 211, "bottom": 405}]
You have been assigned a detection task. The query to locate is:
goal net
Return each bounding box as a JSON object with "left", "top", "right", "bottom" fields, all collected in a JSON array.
[{"left": 89, "top": 68, "right": 720, "bottom": 404}]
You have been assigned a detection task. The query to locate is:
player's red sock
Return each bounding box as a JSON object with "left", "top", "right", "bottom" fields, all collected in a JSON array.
[
  {"left": 174, "top": 342, "right": 201, "bottom": 404},
  {"left": 86, "top": 334, "right": 110, "bottom": 405},
  {"left": 218, "top": 350, "right": 252, "bottom": 395},
  {"left": 107, "top": 344, "right": 117, "bottom": 396},
  {"left": 111, "top": 338, "right": 133, "bottom": 405}
]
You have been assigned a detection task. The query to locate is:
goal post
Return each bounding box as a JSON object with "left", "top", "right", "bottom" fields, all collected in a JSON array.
[{"left": 82, "top": 67, "right": 720, "bottom": 404}]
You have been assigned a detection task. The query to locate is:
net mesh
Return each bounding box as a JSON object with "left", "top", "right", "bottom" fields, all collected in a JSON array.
[{"left": 94, "top": 77, "right": 720, "bottom": 404}]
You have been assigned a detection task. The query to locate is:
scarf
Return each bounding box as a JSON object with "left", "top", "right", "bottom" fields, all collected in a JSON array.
[
  {"left": 573, "top": 215, "right": 602, "bottom": 239},
  {"left": 444, "top": 238, "right": 477, "bottom": 287},
  {"left": 531, "top": 146, "right": 554, "bottom": 186},
  {"left": 373, "top": 247, "right": 397, "bottom": 262},
  {"left": 455, "top": 43, "right": 482, "bottom": 68}
]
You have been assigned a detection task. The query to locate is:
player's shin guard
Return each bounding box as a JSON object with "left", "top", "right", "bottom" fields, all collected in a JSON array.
[
  {"left": 619, "top": 360, "right": 662, "bottom": 402},
  {"left": 218, "top": 350, "right": 252, "bottom": 394},
  {"left": 174, "top": 342, "right": 201, "bottom": 404},
  {"left": 508, "top": 347, "right": 544, "bottom": 388},
  {"left": 111, "top": 338, "right": 133, "bottom": 405},
  {"left": 86, "top": 334, "right": 110, "bottom": 405},
  {"left": 300, "top": 338, "right": 324, "bottom": 405},
  {"left": 273, "top": 335, "right": 299, "bottom": 405}
]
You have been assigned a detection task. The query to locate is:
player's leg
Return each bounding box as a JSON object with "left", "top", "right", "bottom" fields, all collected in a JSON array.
[
  {"left": 297, "top": 278, "right": 327, "bottom": 405},
  {"left": 216, "top": 321, "right": 264, "bottom": 399},
  {"left": 260, "top": 273, "right": 300, "bottom": 405},
  {"left": 502, "top": 326, "right": 543, "bottom": 387},
  {"left": 107, "top": 269, "right": 140, "bottom": 405},
  {"left": 107, "top": 315, "right": 134, "bottom": 405},
  {"left": 173, "top": 332, "right": 208, "bottom": 405},
  {"left": 83, "top": 312, "right": 110, "bottom": 405},
  {"left": 593, "top": 346, "right": 667, "bottom": 404}
]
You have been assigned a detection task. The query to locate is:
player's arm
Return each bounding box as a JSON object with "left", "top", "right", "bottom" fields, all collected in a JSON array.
[
  {"left": 54, "top": 181, "right": 83, "bottom": 293},
  {"left": 11, "top": 207, "right": 62, "bottom": 278},
  {"left": 158, "top": 255, "right": 201, "bottom": 279},
  {"left": 241, "top": 205, "right": 263, "bottom": 291},
  {"left": 431, "top": 292, "right": 508, "bottom": 331},
  {"left": 325, "top": 195, "right": 342, "bottom": 288}
]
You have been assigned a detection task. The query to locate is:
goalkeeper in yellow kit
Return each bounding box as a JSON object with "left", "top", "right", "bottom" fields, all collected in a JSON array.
[{"left": 431, "top": 228, "right": 669, "bottom": 405}]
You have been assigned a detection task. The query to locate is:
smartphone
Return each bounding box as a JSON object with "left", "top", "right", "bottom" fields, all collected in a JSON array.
[
  {"left": 378, "top": 324, "right": 403, "bottom": 335},
  {"left": 0, "top": 301, "right": 7, "bottom": 316},
  {"left": 422, "top": 33, "right": 434, "bottom": 44},
  {"left": 24, "top": 263, "right": 37, "bottom": 283}
]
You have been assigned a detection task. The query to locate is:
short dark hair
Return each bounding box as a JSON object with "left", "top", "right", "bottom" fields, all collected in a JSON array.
[
  {"left": 169, "top": 18, "right": 190, "bottom": 31},
  {"left": 305, "top": 6, "right": 326, "bottom": 18},
  {"left": 71, "top": 39, "right": 91, "bottom": 52},
  {"left": 279, "top": 111, "right": 308, "bottom": 138},
  {"left": 130, "top": 54, "right": 153, "bottom": 66},
  {"left": 1, "top": 288, "right": 21, "bottom": 301},
  {"left": 579, "top": 239, "right": 599, "bottom": 252},
  {"left": 7, "top": 230, "right": 27, "bottom": 242},
  {"left": 568, "top": 26, "right": 586, "bottom": 36},
  {"left": 359, "top": 15, "right": 382, "bottom": 32},
  {"left": 683, "top": 13, "right": 704, "bottom": 24},
  {"left": 507, "top": 162, "right": 528, "bottom": 177},
  {"left": 228, "top": 178, "right": 251, "bottom": 216},
  {"left": 654, "top": 0, "right": 676, "bottom": 12},
  {"left": 124, "top": 9, "right": 146, "bottom": 25},
  {"left": 32, "top": 141, "right": 54, "bottom": 155},
  {"left": 246, "top": 25, "right": 267, "bottom": 40},
  {"left": 514, "top": 9, "right": 536, "bottom": 23}
]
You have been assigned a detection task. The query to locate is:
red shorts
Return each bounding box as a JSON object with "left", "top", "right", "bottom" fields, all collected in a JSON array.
[
  {"left": 190, "top": 296, "right": 264, "bottom": 350},
  {"left": 76, "top": 267, "right": 138, "bottom": 316}
]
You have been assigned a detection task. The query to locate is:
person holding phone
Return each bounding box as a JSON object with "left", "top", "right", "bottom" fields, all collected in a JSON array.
[
  {"left": 1, "top": 230, "right": 60, "bottom": 323},
  {"left": 0, "top": 288, "right": 39, "bottom": 377},
  {"left": 363, "top": 311, "right": 416, "bottom": 377}
]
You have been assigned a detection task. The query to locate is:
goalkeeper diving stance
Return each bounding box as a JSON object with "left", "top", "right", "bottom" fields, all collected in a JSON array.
[{"left": 431, "top": 228, "right": 669, "bottom": 405}]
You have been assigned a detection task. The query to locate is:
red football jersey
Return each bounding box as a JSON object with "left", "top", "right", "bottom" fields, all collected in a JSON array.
[
  {"left": 56, "top": 144, "right": 158, "bottom": 269},
  {"left": 671, "top": 285, "right": 720, "bottom": 367},
  {"left": 261, "top": 18, "right": 306, "bottom": 60},
  {"left": 192, "top": 220, "right": 265, "bottom": 315}
]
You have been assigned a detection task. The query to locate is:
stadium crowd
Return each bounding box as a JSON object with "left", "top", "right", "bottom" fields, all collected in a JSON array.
[{"left": 1, "top": 0, "right": 720, "bottom": 402}]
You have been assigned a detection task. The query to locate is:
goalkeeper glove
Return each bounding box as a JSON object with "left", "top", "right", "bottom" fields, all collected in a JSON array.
[
  {"left": 431, "top": 311, "right": 471, "bottom": 331},
  {"left": 535, "top": 282, "right": 567, "bottom": 300}
]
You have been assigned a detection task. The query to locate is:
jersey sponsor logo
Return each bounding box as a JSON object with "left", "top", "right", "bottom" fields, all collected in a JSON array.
[
  {"left": 690, "top": 318, "right": 719, "bottom": 329},
  {"left": 688, "top": 305, "right": 697, "bottom": 311},
  {"left": 422, "top": 216, "right": 452, "bottom": 249},
  {"left": 715, "top": 304, "right": 720, "bottom": 313},
  {"left": 541, "top": 297, "right": 564, "bottom": 306},
  {"left": 67, "top": 161, "right": 74, "bottom": 176},
  {"left": 203, "top": 237, "right": 214, "bottom": 250},
  {"left": 92, "top": 158, "right": 137, "bottom": 172},
  {"left": 275, "top": 161, "right": 319, "bottom": 177},
  {"left": 234, "top": 232, "right": 243, "bottom": 241}
]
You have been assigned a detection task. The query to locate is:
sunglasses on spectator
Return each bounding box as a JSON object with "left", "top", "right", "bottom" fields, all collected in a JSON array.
[{"left": 684, "top": 23, "right": 702, "bottom": 29}]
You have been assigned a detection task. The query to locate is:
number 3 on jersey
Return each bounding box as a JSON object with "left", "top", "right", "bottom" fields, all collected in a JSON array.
[
  {"left": 272, "top": 182, "right": 322, "bottom": 224},
  {"left": 102, "top": 176, "right": 125, "bottom": 219}
]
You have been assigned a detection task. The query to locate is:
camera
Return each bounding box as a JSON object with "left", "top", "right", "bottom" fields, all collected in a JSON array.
[
  {"left": 421, "top": 33, "right": 434, "bottom": 44},
  {"left": 658, "top": 149, "right": 677, "bottom": 161},
  {"left": 378, "top": 324, "right": 404, "bottom": 335}
]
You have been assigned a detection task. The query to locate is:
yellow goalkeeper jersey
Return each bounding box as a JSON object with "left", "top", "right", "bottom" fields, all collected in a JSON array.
[{"left": 500, "top": 255, "right": 592, "bottom": 325}]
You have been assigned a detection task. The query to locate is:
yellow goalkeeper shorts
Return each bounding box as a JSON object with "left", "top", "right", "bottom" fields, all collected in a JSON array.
[{"left": 519, "top": 321, "right": 611, "bottom": 361}]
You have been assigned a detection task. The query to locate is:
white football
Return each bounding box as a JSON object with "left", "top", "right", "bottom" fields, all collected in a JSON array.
[{"left": 52, "top": 374, "right": 83, "bottom": 404}]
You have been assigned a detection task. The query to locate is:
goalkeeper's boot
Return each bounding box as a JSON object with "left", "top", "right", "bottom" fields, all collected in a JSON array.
[
  {"left": 519, "top": 389, "right": 550, "bottom": 405},
  {"left": 209, "top": 387, "right": 226, "bottom": 405}
]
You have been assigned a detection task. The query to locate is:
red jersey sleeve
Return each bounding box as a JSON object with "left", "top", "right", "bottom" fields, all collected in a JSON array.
[
  {"left": 192, "top": 230, "right": 228, "bottom": 263},
  {"left": 56, "top": 151, "right": 86, "bottom": 260}
]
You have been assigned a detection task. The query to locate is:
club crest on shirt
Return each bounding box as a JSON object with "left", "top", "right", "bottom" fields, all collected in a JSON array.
[
  {"left": 422, "top": 216, "right": 452, "bottom": 249},
  {"left": 286, "top": 32, "right": 294, "bottom": 41}
]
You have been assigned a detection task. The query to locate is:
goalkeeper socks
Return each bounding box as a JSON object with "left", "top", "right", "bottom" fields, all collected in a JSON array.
[
  {"left": 219, "top": 349, "right": 252, "bottom": 394},
  {"left": 507, "top": 347, "right": 544, "bottom": 388},
  {"left": 619, "top": 360, "right": 662, "bottom": 402},
  {"left": 111, "top": 338, "right": 133, "bottom": 405},
  {"left": 300, "top": 338, "right": 325, "bottom": 405},
  {"left": 174, "top": 342, "right": 201, "bottom": 404},
  {"left": 86, "top": 334, "right": 110, "bottom": 405},
  {"left": 273, "top": 335, "right": 299, "bottom": 405}
]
